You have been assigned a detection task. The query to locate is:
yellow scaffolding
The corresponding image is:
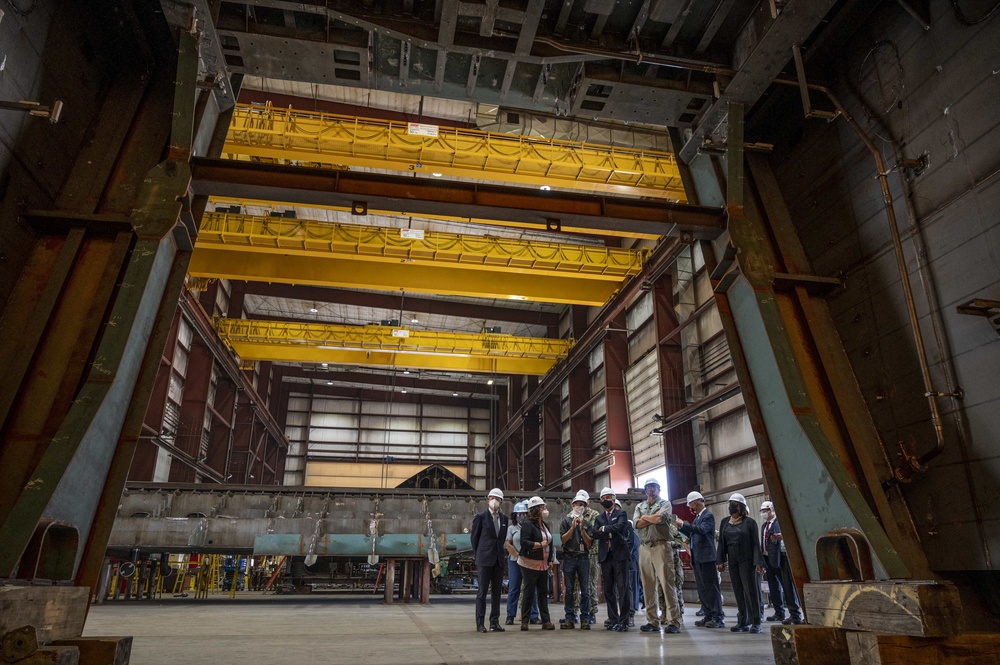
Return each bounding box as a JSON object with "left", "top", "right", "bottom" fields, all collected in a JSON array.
[
  {"left": 191, "top": 212, "right": 644, "bottom": 306},
  {"left": 214, "top": 318, "right": 572, "bottom": 376},
  {"left": 224, "top": 103, "right": 686, "bottom": 200}
]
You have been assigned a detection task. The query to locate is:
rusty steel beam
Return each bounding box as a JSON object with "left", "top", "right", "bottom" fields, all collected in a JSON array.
[{"left": 189, "top": 158, "right": 726, "bottom": 238}]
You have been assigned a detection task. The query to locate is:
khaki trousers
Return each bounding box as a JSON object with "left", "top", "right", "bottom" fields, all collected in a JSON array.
[{"left": 639, "top": 541, "right": 679, "bottom": 627}]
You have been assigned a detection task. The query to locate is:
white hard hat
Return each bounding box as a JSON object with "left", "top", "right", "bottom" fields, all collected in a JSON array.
[
  {"left": 760, "top": 501, "right": 774, "bottom": 511},
  {"left": 643, "top": 478, "right": 661, "bottom": 489},
  {"left": 572, "top": 490, "right": 590, "bottom": 504},
  {"left": 488, "top": 488, "right": 504, "bottom": 500},
  {"left": 728, "top": 493, "right": 748, "bottom": 507},
  {"left": 614, "top": 499, "right": 622, "bottom": 508},
  {"left": 599, "top": 487, "right": 615, "bottom": 498},
  {"left": 526, "top": 496, "right": 546, "bottom": 509},
  {"left": 686, "top": 491, "right": 704, "bottom": 505}
]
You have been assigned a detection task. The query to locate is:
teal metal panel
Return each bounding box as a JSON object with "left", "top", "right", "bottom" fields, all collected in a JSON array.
[{"left": 727, "top": 276, "right": 893, "bottom": 580}]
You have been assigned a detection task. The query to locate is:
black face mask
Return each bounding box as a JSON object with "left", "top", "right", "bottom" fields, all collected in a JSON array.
[
  {"left": 728, "top": 502, "right": 741, "bottom": 515},
  {"left": 516, "top": 515, "right": 525, "bottom": 525},
  {"left": 601, "top": 500, "right": 614, "bottom": 510}
]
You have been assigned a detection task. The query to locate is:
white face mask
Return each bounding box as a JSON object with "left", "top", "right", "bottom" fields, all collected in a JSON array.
[
  {"left": 488, "top": 498, "right": 500, "bottom": 510},
  {"left": 572, "top": 506, "right": 585, "bottom": 517},
  {"left": 542, "top": 509, "right": 550, "bottom": 519}
]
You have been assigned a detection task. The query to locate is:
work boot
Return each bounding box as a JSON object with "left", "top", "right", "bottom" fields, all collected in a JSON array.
[
  {"left": 580, "top": 622, "right": 591, "bottom": 630},
  {"left": 505, "top": 617, "right": 514, "bottom": 626},
  {"left": 521, "top": 622, "right": 529, "bottom": 631},
  {"left": 542, "top": 622, "right": 555, "bottom": 630}
]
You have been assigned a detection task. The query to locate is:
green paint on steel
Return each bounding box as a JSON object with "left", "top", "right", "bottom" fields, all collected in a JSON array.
[
  {"left": 253, "top": 533, "right": 472, "bottom": 557},
  {"left": 728, "top": 275, "right": 910, "bottom": 580}
]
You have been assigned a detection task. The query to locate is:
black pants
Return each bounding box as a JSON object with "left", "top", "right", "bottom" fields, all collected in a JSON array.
[
  {"left": 521, "top": 566, "right": 550, "bottom": 624},
  {"left": 765, "top": 556, "right": 801, "bottom": 619},
  {"left": 727, "top": 558, "right": 761, "bottom": 628},
  {"left": 601, "top": 558, "right": 630, "bottom": 626},
  {"left": 693, "top": 559, "right": 723, "bottom": 620},
  {"left": 475, "top": 562, "right": 504, "bottom": 627}
]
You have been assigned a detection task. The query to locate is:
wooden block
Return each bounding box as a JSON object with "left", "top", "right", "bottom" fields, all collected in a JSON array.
[
  {"left": 771, "top": 624, "right": 851, "bottom": 665},
  {"left": 19, "top": 645, "right": 80, "bottom": 664},
  {"left": 0, "top": 587, "right": 90, "bottom": 643},
  {"left": 803, "top": 581, "right": 963, "bottom": 637},
  {"left": 846, "top": 632, "right": 1000, "bottom": 665},
  {"left": 53, "top": 636, "right": 132, "bottom": 665}
]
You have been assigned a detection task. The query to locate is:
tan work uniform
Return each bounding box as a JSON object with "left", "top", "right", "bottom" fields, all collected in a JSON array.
[{"left": 633, "top": 498, "right": 681, "bottom": 628}]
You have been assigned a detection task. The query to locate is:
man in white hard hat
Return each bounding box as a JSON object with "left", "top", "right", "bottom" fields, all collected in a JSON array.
[
  {"left": 470, "top": 488, "right": 509, "bottom": 632},
  {"left": 558, "top": 490, "right": 594, "bottom": 629},
  {"left": 632, "top": 478, "right": 681, "bottom": 634},
  {"left": 759, "top": 501, "right": 802, "bottom": 625},
  {"left": 676, "top": 491, "right": 724, "bottom": 628},
  {"left": 593, "top": 487, "right": 632, "bottom": 631}
]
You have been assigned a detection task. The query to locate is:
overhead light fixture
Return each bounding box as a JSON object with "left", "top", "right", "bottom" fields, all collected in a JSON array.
[
  {"left": 326, "top": 381, "right": 333, "bottom": 385},
  {"left": 309, "top": 303, "right": 319, "bottom": 313},
  {"left": 508, "top": 295, "right": 528, "bottom": 300},
  {"left": 321, "top": 363, "right": 328, "bottom": 367},
  {"left": 540, "top": 185, "right": 551, "bottom": 191},
  {"left": 487, "top": 379, "right": 494, "bottom": 386},
  {"left": 431, "top": 172, "right": 443, "bottom": 177},
  {"left": 403, "top": 370, "right": 410, "bottom": 374},
  {"left": 411, "top": 318, "right": 419, "bottom": 323},
  {"left": 452, "top": 392, "right": 459, "bottom": 397},
  {"left": 401, "top": 389, "right": 408, "bottom": 394}
]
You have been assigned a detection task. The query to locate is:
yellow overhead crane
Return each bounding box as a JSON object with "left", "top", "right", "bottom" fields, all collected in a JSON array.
[
  {"left": 214, "top": 318, "right": 572, "bottom": 376},
  {"left": 190, "top": 212, "right": 646, "bottom": 306},
  {"left": 224, "top": 103, "right": 687, "bottom": 200}
]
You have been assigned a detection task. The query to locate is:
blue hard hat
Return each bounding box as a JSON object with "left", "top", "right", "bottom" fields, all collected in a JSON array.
[{"left": 513, "top": 501, "right": 528, "bottom": 513}]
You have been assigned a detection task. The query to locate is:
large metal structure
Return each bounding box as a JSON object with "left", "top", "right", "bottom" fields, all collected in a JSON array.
[{"left": 1, "top": 1, "right": 999, "bottom": 663}]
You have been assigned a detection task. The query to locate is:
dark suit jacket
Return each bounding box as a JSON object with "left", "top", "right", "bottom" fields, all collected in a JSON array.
[
  {"left": 518, "top": 520, "right": 555, "bottom": 562},
  {"left": 716, "top": 515, "right": 765, "bottom": 567},
  {"left": 679, "top": 507, "right": 717, "bottom": 564},
  {"left": 470, "top": 509, "right": 509, "bottom": 568},
  {"left": 762, "top": 517, "right": 783, "bottom": 566},
  {"left": 591, "top": 508, "right": 631, "bottom": 563}
]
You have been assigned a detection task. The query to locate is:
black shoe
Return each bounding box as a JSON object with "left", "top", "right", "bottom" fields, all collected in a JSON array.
[
  {"left": 731, "top": 625, "right": 748, "bottom": 633},
  {"left": 529, "top": 618, "right": 541, "bottom": 625},
  {"left": 505, "top": 617, "right": 514, "bottom": 626},
  {"left": 490, "top": 624, "right": 505, "bottom": 632},
  {"left": 694, "top": 618, "right": 708, "bottom": 627},
  {"left": 627, "top": 617, "right": 634, "bottom": 627},
  {"left": 639, "top": 623, "right": 660, "bottom": 633},
  {"left": 664, "top": 625, "right": 680, "bottom": 634},
  {"left": 704, "top": 619, "right": 725, "bottom": 629},
  {"left": 521, "top": 623, "right": 529, "bottom": 631},
  {"left": 477, "top": 625, "right": 488, "bottom": 633},
  {"left": 782, "top": 617, "right": 804, "bottom": 625},
  {"left": 589, "top": 616, "right": 597, "bottom": 625},
  {"left": 615, "top": 624, "right": 629, "bottom": 632},
  {"left": 604, "top": 618, "right": 613, "bottom": 627},
  {"left": 747, "top": 625, "right": 762, "bottom": 634},
  {"left": 605, "top": 623, "right": 617, "bottom": 631},
  {"left": 581, "top": 622, "right": 591, "bottom": 630},
  {"left": 766, "top": 614, "right": 784, "bottom": 622},
  {"left": 695, "top": 609, "right": 706, "bottom": 617}
]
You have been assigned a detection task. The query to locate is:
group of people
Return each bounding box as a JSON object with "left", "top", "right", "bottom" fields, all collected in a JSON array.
[{"left": 470, "top": 482, "right": 802, "bottom": 635}]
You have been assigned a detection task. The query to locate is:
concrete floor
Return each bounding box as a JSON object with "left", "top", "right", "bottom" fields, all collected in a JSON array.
[{"left": 84, "top": 595, "right": 777, "bottom": 664}]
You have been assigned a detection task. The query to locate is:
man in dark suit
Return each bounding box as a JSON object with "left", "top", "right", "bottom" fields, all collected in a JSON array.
[
  {"left": 591, "top": 487, "right": 632, "bottom": 632},
  {"left": 759, "top": 501, "right": 802, "bottom": 625},
  {"left": 677, "top": 490, "right": 724, "bottom": 628},
  {"left": 470, "top": 487, "right": 510, "bottom": 632}
]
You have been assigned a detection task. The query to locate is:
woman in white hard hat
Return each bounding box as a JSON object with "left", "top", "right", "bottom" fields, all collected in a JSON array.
[
  {"left": 517, "top": 496, "right": 556, "bottom": 630},
  {"left": 716, "top": 493, "right": 766, "bottom": 634}
]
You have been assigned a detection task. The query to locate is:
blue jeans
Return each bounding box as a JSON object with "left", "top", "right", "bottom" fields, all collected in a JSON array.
[
  {"left": 562, "top": 556, "right": 590, "bottom": 623},
  {"left": 507, "top": 559, "right": 538, "bottom": 620}
]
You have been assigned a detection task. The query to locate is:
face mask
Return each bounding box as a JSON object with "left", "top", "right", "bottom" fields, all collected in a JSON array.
[
  {"left": 488, "top": 498, "right": 500, "bottom": 510},
  {"left": 601, "top": 500, "right": 614, "bottom": 510},
  {"left": 516, "top": 515, "right": 525, "bottom": 525},
  {"left": 572, "top": 506, "right": 585, "bottom": 517},
  {"left": 729, "top": 503, "right": 741, "bottom": 515},
  {"left": 542, "top": 509, "right": 550, "bottom": 519}
]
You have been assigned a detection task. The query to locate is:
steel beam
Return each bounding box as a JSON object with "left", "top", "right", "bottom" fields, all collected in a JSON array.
[{"left": 190, "top": 158, "right": 726, "bottom": 239}]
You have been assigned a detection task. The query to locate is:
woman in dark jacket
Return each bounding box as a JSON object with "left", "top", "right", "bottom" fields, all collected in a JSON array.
[
  {"left": 716, "top": 492, "right": 766, "bottom": 633},
  {"left": 518, "top": 496, "right": 555, "bottom": 630}
]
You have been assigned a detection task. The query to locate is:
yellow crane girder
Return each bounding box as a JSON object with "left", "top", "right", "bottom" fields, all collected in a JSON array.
[
  {"left": 224, "top": 103, "right": 687, "bottom": 200},
  {"left": 215, "top": 318, "right": 572, "bottom": 376},
  {"left": 190, "top": 212, "right": 644, "bottom": 306}
]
